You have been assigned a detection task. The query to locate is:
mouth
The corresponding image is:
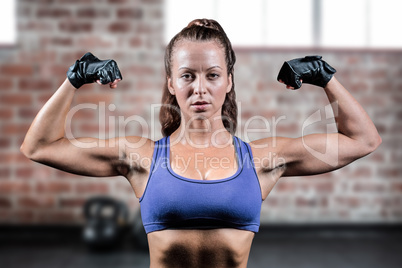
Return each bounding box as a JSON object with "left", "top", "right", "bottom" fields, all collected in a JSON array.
[
  {"left": 192, "top": 100, "right": 209, "bottom": 105},
  {"left": 191, "top": 101, "right": 210, "bottom": 110}
]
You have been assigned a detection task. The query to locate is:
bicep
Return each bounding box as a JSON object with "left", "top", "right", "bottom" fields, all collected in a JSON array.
[
  {"left": 277, "top": 133, "right": 371, "bottom": 177},
  {"left": 31, "top": 137, "right": 148, "bottom": 177}
]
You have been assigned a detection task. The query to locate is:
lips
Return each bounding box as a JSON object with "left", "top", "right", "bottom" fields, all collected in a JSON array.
[{"left": 192, "top": 101, "right": 209, "bottom": 105}]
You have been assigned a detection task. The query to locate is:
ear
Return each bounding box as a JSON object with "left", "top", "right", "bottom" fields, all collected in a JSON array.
[
  {"left": 226, "top": 73, "right": 233, "bottom": 93},
  {"left": 167, "top": 77, "right": 175, "bottom": 95}
]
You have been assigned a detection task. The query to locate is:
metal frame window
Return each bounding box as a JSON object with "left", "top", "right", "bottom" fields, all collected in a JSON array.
[
  {"left": 165, "top": 0, "right": 402, "bottom": 49},
  {"left": 0, "top": 0, "right": 16, "bottom": 45}
]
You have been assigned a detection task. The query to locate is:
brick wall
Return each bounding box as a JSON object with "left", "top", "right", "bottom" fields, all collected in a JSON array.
[{"left": 0, "top": 0, "right": 400, "bottom": 225}]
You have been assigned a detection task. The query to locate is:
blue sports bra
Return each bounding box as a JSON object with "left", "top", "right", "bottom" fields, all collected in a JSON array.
[{"left": 139, "top": 135, "right": 263, "bottom": 234}]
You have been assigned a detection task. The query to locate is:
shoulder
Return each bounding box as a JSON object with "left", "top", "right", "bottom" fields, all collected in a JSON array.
[
  {"left": 120, "top": 136, "right": 157, "bottom": 172},
  {"left": 247, "top": 136, "right": 290, "bottom": 172}
]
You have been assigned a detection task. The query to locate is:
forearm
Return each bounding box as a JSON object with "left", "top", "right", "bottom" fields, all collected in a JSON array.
[
  {"left": 21, "top": 78, "right": 76, "bottom": 156},
  {"left": 323, "top": 76, "right": 381, "bottom": 149}
]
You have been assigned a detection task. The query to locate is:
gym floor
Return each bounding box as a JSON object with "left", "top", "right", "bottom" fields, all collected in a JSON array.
[{"left": 1, "top": 226, "right": 401, "bottom": 268}]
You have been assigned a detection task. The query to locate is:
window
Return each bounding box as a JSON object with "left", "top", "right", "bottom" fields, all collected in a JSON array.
[
  {"left": 165, "top": 0, "right": 402, "bottom": 49},
  {"left": 0, "top": 0, "right": 16, "bottom": 45}
]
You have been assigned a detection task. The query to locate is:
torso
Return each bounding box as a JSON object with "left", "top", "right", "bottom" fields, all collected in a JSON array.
[
  {"left": 125, "top": 135, "right": 284, "bottom": 267},
  {"left": 147, "top": 229, "right": 254, "bottom": 268}
]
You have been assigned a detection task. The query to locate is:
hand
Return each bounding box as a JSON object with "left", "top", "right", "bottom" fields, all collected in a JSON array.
[
  {"left": 277, "top": 55, "right": 336, "bottom": 89},
  {"left": 67, "top": 52, "right": 123, "bottom": 89},
  {"left": 278, "top": 79, "right": 302, "bottom": 90}
]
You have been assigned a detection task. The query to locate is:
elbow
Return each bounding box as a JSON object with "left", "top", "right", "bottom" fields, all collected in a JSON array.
[
  {"left": 363, "top": 134, "right": 382, "bottom": 155},
  {"left": 20, "top": 142, "right": 40, "bottom": 161},
  {"left": 20, "top": 142, "right": 33, "bottom": 160}
]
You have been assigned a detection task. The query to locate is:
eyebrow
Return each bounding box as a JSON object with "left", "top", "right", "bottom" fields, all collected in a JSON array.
[{"left": 178, "top": 66, "right": 223, "bottom": 71}]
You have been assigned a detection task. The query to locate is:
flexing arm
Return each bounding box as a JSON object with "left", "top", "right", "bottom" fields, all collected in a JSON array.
[
  {"left": 20, "top": 53, "right": 141, "bottom": 177},
  {"left": 278, "top": 76, "right": 381, "bottom": 176},
  {"left": 252, "top": 56, "right": 381, "bottom": 177}
]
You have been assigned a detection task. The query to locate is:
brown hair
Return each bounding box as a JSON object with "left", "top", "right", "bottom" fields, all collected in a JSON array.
[{"left": 159, "top": 18, "right": 237, "bottom": 137}]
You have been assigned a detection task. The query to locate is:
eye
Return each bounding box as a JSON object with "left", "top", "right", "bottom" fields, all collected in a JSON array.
[
  {"left": 208, "top": 73, "right": 220, "bottom": 79},
  {"left": 181, "top": 73, "right": 194, "bottom": 80}
]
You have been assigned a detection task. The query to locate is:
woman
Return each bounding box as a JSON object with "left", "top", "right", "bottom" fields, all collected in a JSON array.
[{"left": 21, "top": 19, "right": 381, "bottom": 268}]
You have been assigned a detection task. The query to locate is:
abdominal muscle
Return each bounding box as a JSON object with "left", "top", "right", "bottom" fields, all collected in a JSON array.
[{"left": 147, "top": 228, "right": 255, "bottom": 268}]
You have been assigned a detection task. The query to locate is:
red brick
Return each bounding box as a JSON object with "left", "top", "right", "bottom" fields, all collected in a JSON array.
[
  {"left": 58, "top": 0, "right": 94, "bottom": 3},
  {"left": 36, "top": 181, "right": 72, "bottom": 193},
  {"left": 18, "top": 196, "right": 55, "bottom": 209},
  {"left": 37, "top": 8, "right": 71, "bottom": 18},
  {"left": 0, "top": 167, "right": 11, "bottom": 179},
  {"left": 37, "top": 93, "right": 55, "bottom": 106},
  {"left": 39, "top": 64, "right": 69, "bottom": 77},
  {"left": 59, "top": 22, "right": 93, "bottom": 33},
  {"left": 15, "top": 167, "right": 35, "bottom": 178},
  {"left": 0, "top": 108, "right": 13, "bottom": 119},
  {"left": 54, "top": 169, "right": 83, "bottom": 179},
  {"left": 352, "top": 167, "right": 372, "bottom": 178},
  {"left": 36, "top": 211, "right": 78, "bottom": 224},
  {"left": 75, "top": 94, "right": 113, "bottom": 104},
  {"left": 361, "top": 96, "right": 386, "bottom": 106},
  {"left": 368, "top": 152, "right": 385, "bottom": 163},
  {"left": 130, "top": 37, "right": 142, "bottom": 47},
  {"left": 76, "top": 182, "right": 109, "bottom": 194},
  {"left": 76, "top": 37, "right": 113, "bottom": 48},
  {"left": 127, "top": 66, "right": 155, "bottom": 75},
  {"left": 349, "top": 82, "right": 369, "bottom": 93},
  {"left": 2, "top": 123, "right": 30, "bottom": 135},
  {"left": 18, "top": 108, "right": 39, "bottom": 119},
  {"left": 276, "top": 181, "right": 296, "bottom": 192},
  {"left": 313, "top": 182, "right": 334, "bottom": 193},
  {"left": 0, "top": 94, "right": 32, "bottom": 105},
  {"left": 117, "top": 8, "right": 143, "bottom": 19},
  {"left": 0, "top": 138, "right": 11, "bottom": 149},
  {"left": 137, "top": 24, "right": 153, "bottom": 34},
  {"left": 140, "top": 0, "right": 161, "bottom": 3},
  {"left": 378, "top": 167, "right": 402, "bottom": 178},
  {"left": 18, "top": 6, "right": 31, "bottom": 17},
  {"left": 17, "top": 51, "right": 56, "bottom": 62},
  {"left": 3, "top": 210, "right": 35, "bottom": 224},
  {"left": 70, "top": 108, "right": 96, "bottom": 120},
  {"left": 41, "top": 37, "right": 73, "bottom": 47},
  {"left": 0, "top": 78, "right": 13, "bottom": 90},
  {"left": 0, "top": 181, "right": 31, "bottom": 194},
  {"left": 59, "top": 197, "right": 86, "bottom": 208},
  {"left": 114, "top": 181, "right": 134, "bottom": 194},
  {"left": 80, "top": 123, "right": 110, "bottom": 133},
  {"left": 370, "top": 70, "right": 387, "bottom": 79},
  {"left": 108, "top": 0, "right": 128, "bottom": 3},
  {"left": 0, "top": 153, "right": 29, "bottom": 164},
  {"left": 76, "top": 8, "right": 110, "bottom": 18},
  {"left": 18, "top": 21, "right": 53, "bottom": 32},
  {"left": 391, "top": 183, "right": 402, "bottom": 193},
  {"left": 295, "top": 197, "right": 327, "bottom": 207},
  {"left": 19, "top": 78, "right": 53, "bottom": 91},
  {"left": 0, "top": 198, "right": 12, "bottom": 208},
  {"left": 0, "top": 65, "right": 34, "bottom": 76},
  {"left": 109, "top": 22, "right": 131, "bottom": 33},
  {"left": 353, "top": 182, "right": 386, "bottom": 193},
  {"left": 335, "top": 197, "right": 360, "bottom": 208}
]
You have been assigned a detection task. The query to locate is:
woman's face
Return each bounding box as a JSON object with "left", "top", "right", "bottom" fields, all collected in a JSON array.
[{"left": 167, "top": 40, "right": 232, "bottom": 122}]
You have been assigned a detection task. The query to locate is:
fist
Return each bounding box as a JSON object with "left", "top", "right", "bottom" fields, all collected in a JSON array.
[
  {"left": 67, "top": 52, "right": 123, "bottom": 89},
  {"left": 277, "top": 55, "right": 336, "bottom": 89}
]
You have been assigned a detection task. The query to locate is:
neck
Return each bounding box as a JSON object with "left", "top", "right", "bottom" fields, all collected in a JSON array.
[{"left": 171, "top": 116, "right": 233, "bottom": 149}]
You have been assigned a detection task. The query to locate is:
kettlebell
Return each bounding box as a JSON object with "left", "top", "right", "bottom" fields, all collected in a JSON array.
[{"left": 82, "top": 196, "right": 128, "bottom": 250}]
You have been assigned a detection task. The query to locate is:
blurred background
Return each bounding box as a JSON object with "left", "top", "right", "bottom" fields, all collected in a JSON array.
[{"left": 0, "top": 0, "right": 401, "bottom": 267}]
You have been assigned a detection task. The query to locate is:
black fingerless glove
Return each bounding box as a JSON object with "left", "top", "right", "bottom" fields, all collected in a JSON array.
[
  {"left": 67, "top": 52, "right": 123, "bottom": 89},
  {"left": 277, "top": 55, "right": 336, "bottom": 89}
]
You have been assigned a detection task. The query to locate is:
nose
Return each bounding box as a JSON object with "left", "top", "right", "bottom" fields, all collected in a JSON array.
[{"left": 193, "top": 77, "right": 206, "bottom": 95}]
